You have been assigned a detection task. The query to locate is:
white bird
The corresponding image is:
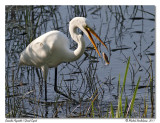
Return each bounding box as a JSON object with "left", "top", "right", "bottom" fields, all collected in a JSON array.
[{"left": 19, "top": 17, "right": 108, "bottom": 101}]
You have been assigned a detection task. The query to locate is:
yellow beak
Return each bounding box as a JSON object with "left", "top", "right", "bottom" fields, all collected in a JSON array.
[{"left": 84, "top": 26, "right": 108, "bottom": 57}]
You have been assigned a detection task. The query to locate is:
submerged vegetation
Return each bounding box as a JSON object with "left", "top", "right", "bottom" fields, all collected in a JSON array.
[{"left": 5, "top": 6, "right": 155, "bottom": 118}]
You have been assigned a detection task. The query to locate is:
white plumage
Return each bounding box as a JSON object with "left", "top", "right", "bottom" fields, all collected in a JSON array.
[{"left": 19, "top": 17, "right": 108, "bottom": 81}]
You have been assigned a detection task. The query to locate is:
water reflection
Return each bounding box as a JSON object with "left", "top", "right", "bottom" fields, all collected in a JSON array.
[{"left": 5, "top": 5, "right": 155, "bottom": 118}]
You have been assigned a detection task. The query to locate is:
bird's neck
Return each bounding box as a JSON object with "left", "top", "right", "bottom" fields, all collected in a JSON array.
[
  {"left": 65, "top": 35, "right": 85, "bottom": 62},
  {"left": 73, "top": 35, "right": 85, "bottom": 61},
  {"left": 65, "top": 25, "right": 85, "bottom": 62}
]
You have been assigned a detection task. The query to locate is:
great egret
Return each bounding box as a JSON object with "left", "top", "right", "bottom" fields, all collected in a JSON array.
[{"left": 19, "top": 17, "right": 108, "bottom": 102}]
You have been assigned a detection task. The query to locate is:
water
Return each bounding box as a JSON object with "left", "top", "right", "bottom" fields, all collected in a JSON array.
[{"left": 5, "top": 5, "right": 155, "bottom": 118}]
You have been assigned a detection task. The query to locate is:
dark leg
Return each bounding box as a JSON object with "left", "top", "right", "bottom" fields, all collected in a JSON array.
[
  {"left": 54, "top": 67, "right": 78, "bottom": 104},
  {"left": 41, "top": 65, "right": 48, "bottom": 101},
  {"left": 45, "top": 80, "right": 47, "bottom": 101},
  {"left": 54, "top": 67, "right": 58, "bottom": 92}
]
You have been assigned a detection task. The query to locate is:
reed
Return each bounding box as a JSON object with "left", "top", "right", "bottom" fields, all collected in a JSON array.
[
  {"left": 127, "top": 77, "right": 141, "bottom": 117},
  {"left": 116, "top": 57, "right": 130, "bottom": 118},
  {"left": 114, "top": 57, "right": 141, "bottom": 118}
]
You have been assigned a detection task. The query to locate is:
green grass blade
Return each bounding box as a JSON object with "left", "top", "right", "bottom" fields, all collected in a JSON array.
[
  {"left": 110, "top": 103, "right": 114, "bottom": 118},
  {"left": 116, "top": 74, "right": 121, "bottom": 118},
  {"left": 124, "top": 96, "right": 128, "bottom": 116},
  {"left": 120, "top": 98, "right": 123, "bottom": 117},
  {"left": 91, "top": 101, "right": 94, "bottom": 118},
  {"left": 121, "top": 57, "right": 130, "bottom": 95},
  {"left": 143, "top": 97, "right": 148, "bottom": 118},
  {"left": 106, "top": 108, "right": 109, "bottom": 118},
  {"left": 117, "top": 57, "right": 130, "bottom": 118},
  {"left": 130, "top": 77, "right": 141, "bottom": 115}
]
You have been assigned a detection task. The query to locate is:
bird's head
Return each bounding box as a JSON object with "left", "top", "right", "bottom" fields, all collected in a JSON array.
[{"left": 69, "top": 17, "right": 108, "bottom": 57}]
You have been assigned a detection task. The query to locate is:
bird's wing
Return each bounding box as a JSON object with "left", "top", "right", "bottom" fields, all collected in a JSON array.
[
  {"left": 20, "top": 31, "right": 70, "bottom": 67},
  {"left": 19, "top": 41, "right": 50, "bottom": 67},
  {"left": 31, "top": 42, "right": 50, "bottom": 60}
]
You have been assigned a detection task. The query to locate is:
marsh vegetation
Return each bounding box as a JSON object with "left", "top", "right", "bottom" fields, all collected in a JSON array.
[{"left": 5, "top": 5, "right": 155, "bottom": 118}]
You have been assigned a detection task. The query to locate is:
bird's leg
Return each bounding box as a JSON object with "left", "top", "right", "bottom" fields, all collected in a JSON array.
[
  {"left": 54, "top": 67, "right": 78, "bottom": 104},
  {"left": 41, "top": 65, "right": 48, "bottom": 101},
  {"left": 45, "top": 79, "right": 47, "bottom": 101},
  {"left": 54, "top": 67, "right": 58, "bottom": 92}
]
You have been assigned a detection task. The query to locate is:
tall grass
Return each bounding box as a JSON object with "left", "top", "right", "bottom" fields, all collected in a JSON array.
[
  {"left": 115, "top": 57, "right": 141, "bottom": 118},
  {"left": 116, "top": 57, "right": 130, "bottom": 118}
]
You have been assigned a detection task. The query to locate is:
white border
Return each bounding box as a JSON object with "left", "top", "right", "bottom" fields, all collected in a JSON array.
[
  {"left": 1, "top": 0, "right": 159, "bottom": 123},
  {"left": 2, "top": 0, "right": 159, "bottom": 5}
]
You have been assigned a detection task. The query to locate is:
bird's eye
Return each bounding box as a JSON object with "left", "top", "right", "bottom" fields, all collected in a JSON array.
[{"left": 85, "top": 25, "right": 88, "bottom": 28}]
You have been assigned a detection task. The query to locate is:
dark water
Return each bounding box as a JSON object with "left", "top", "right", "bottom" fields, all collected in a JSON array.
[{"left": 5, "top": 5, "right": 155, "bottom": 118}]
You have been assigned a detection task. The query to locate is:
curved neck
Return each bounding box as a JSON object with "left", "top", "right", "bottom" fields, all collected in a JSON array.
[
  {"left": 74, "top": 34, "right": 85, "bottom": 60},
  {"left": 64, "top": 25, "right": 85, "bottom": 62}
]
